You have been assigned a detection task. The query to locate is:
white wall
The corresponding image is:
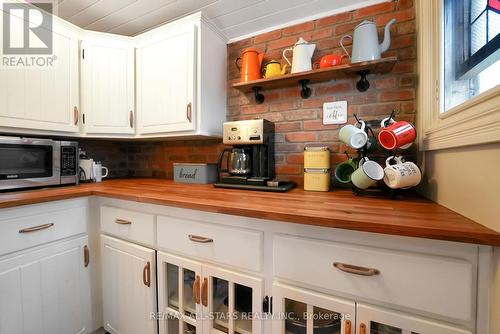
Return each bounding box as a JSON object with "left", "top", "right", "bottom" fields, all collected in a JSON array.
[{"left": 420, "top": 142, "right": 500, "bottom": 333}]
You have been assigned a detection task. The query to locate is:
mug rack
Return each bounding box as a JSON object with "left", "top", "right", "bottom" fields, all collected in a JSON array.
[
  {"left": 348, "top": 111, "right": 418, "bottom": 199},
  {"left": 232, "top": 57, "right": 397, "bottom": 104}
]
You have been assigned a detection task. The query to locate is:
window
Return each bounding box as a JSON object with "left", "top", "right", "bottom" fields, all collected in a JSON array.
[{"left": 443, "top": 0, "right": 500, "bottom": 112}]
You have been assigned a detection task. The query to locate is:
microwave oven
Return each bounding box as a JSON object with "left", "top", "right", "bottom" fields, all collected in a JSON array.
[{"left": 0, "top": 136, "right": 79, "bottom": 191}]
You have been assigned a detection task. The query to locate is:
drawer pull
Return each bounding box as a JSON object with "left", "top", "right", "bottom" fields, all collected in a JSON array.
[
  {"left": 19, "top": 223, "right": 54, "bottom": 233},
  {"left": 193, "top": 275, "right": 201, "bottom": 304},
  {"left": 188, "top": 234, "right": 213, "bottom": 243},
  {"left": 115, "top": 218, "right": 132, "bottom": 225},
  {"left": 84, "top": 245, "right": 90, "bottom": 267},
  {"left": 333, "top": 262, "right": 380, "bottom": 276},
  {"left": 359, "top": 323, "right": 366, "bottom": 334},
  {"left": 344, "top": 320, "right": 351, "bottom": 334},
  {"left": 143, "top": 261, "right": 151, "bottom": 287},
  {"left": 201, "top": 277, "right": 208, "bottom": 306}
]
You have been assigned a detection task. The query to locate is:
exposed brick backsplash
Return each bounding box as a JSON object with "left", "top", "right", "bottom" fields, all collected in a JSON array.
[
  {"left": 226, "top": 0, "right": 417, "bottom": 185},
  {"left": 81, "top": 1, "right": 417, "bottom": 185}
]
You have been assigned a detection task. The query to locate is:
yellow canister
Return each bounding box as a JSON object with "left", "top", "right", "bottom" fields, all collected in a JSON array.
[
  {"left": 304, "top": 146, "right": 330, "bottom": 169},
  {"left": 304, "top": 168, "right": 331, "bottom": 192}
]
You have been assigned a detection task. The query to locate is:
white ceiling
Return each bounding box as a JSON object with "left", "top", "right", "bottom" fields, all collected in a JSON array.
[{"left": 54, "top": 0, "right": 387, "bottom": 42}]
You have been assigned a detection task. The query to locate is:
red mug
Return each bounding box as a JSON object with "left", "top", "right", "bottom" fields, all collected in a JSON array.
[
  {"left": 313, "top": 54, "right": 347, "bottom": 69},
  {"left": 378, "top": 118, "right": 416, "bottom": 150}
]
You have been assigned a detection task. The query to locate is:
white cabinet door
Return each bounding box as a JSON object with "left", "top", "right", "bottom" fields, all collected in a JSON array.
[
  {"left": 136, "top": 23, "right": 196, "bottom": 134},
  {"left": 272, "top": 283, "right": 356, "bottom": 334},
  {"left": 157, "top": 252, "right": 203, "bottom": 334},
  {"left": 0, "top": 236, "right": 91, "bottom": 334},
  {"left": 0, "top": 18, "right": 80, "bottom": 133},
  {"left": 101, "top": 235, "right": 157, "bottom": 334},
  {"left": 356, "top": 303, "right": 471, "bottom": 334},
  {"left": 202, "top": 264, "right": 263, "bottom": 334},
  {"left": 81, "top": 33, "right": 135, "bottom": 135}
]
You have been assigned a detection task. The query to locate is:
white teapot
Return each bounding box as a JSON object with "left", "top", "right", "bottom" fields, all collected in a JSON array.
[
  {"left": 340, "top": 18, "right": 397, "bottom": 63},
  {"left": 283, "top": 37, "right": 316, "bottom": 73}
]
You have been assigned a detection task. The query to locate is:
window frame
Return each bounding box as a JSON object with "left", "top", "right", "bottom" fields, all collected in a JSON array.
[
  {"left": 417, "top": 0, "right": 500, "bottom": 151},
  {"left": 454, "top": 0, "right": 500, "bottom": 79}
]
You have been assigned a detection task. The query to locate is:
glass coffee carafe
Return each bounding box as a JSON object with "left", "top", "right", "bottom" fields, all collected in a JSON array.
[{"left": 229, "top": 148, "right": 251, "bottom": 175}]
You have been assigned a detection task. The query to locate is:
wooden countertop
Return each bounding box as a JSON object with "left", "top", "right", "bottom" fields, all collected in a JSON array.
[{"left": 1, "top": 178, "right": 499, "bottom": 246}]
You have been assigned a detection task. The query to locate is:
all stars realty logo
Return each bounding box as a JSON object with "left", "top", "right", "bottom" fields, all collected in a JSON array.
[{"left": 2, "top": 1, "right": 57, "bottom": 67}]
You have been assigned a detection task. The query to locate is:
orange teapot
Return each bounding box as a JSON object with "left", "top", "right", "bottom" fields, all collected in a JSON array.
[{"left": 236, "top": 48, "right": 265, "bottom": 82}]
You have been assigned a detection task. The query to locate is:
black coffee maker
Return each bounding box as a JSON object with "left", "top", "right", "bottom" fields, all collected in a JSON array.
[{"left": 214, "top": 120, "right": 294, "bottom": 192}]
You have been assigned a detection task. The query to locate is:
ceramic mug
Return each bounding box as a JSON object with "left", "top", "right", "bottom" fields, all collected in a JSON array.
[
  {"left": 383, "top": 156, "right": 421, "bottom": 189},
  {"left": 334, "top": 158, "right": 357, "bottom": 183},
  {"left": 351, "top": 157, "right": 384, "bottom": 189},
  {"left": 339, "top": 121, "right": 368, "bottom": 149},
  {"left": 92, "top": 162, "right": 109, "bottom": 183},
  {"left": 378, "top": 117, "right": 416, "bottom": 150}
]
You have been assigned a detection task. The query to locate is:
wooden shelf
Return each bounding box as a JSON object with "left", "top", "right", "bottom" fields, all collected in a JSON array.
[{"left": 232, "top": 57, "right": 397, "bottom": 100}]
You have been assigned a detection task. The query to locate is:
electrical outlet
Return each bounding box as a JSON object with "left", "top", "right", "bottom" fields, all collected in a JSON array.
[{"left": 323, "top": 101, "right": 347, "bottom": 125}]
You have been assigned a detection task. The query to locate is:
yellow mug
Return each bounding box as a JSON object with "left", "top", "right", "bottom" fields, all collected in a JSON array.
[{"left": 262, "top": 60, "right": 288, "bottom": 79}]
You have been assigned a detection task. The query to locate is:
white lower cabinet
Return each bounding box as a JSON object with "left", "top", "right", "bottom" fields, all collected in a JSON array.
[
  {"left": 157, "top": 251, "right": 263, "bottom": 334},
  {"left": 272, "top": 283, "right": 355, "bottom": 334},
  {"left": 0, "top": 236, "right": 91, "bottom": 334},
  {"left": 271, "top": 283, "right": 472, "bottom": 334},
  {"left": 101, "top": 235, "right": 157, "bottom": 334},
  {"left": 355, "top": 303, "right": 472, "bottom": 334}
]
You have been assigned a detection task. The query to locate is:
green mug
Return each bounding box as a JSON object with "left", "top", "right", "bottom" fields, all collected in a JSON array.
[{"left": 334, "top": 158, "right": 357, "bottom": 183}]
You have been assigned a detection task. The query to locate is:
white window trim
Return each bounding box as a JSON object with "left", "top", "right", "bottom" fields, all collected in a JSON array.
[{"left": 417, "top": 0, "right": 500, "bottom": 151}]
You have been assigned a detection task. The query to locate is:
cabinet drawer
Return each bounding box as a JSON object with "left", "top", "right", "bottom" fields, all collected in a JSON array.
[
  {"left": 100, "top": 206, "right": 155, "bottom": 245},
  {"left": 0, "top": 206, "right": 87, "bottom": 256},
  {"left": 157, "top": 215, "right": 263, "bottom": 272},
  {"left": 274, "top": 235, "right": 474, "bottom": 322}
]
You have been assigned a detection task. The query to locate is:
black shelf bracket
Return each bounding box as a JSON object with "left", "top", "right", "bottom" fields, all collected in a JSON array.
[
  {"left": 299, "top": 79, "right": 312, "bottom": 99},
  {"left": 253, "top": 87, "right": 265, "bottom": 104},
  {"left": 356, "top": 70, "right": 370, "bottom": 92}
]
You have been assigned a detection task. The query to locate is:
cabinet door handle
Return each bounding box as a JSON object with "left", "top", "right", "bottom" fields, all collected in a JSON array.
[
  {"left": 73, "top": 106, "right": 79, "bottom": 125},
  {"left": 359, "top": 323, "right": 366, "bottom": 334},
  {"left": 188, "top": 234, "right": 213, "bottom": 243},
  {"left": 129, "top": 110, "right": 134, "bottom": 128},
  {"left": 143, "top": 261, "right": 151, "bottom": 287},
  {"left": 344, "top": 320, "right": 351, "bottom": 334},
  {"left": 84, "top": 245, "right": 90, "bottom": 267},
  {"left": 201, "top": 277, "right": 208, "bottom": 306},
  {"left": 333, "top": 262, "right": 380, "bottom": 276},
  {"left": 193, "top": 275, "right": 201, "bottom": 304},
  {"left": 115, "top": 218, "right": 132, "bottom": 225},
  {"left": 186, "top": 102, "right": 192, "bottom": 122},
  {"left": 19, "top": 223, "right": 54, "bottom": 233}
]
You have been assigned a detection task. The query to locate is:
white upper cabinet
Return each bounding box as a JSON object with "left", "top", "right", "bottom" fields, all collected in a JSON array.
[
  {"left": 136, "top": 23, "right": 196, "bottom": 134},
  {"left": 136, "top": 13, "right": 227, "bottom": 137},
  {"left": 0, "top": 11, "right": 225, "bottom": 138},
  {"left": 81, "top": 32, "right": 135, "bottom": 135},
  {"left": 0, "top": 16, "right": 81, "bottom": 134}
]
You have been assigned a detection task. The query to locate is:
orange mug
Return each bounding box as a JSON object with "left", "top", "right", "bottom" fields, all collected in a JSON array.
[
  {"left": 236, "top": 48, "right": 265, "bottom": 82},
  {"left": 313, "top": 54, "right": 347, "bottom": 69}
]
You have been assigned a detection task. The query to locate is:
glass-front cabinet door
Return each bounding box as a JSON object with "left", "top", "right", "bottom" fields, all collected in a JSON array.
[
  {"left": 272, "top": 283, "right": 355, "bottom": 334},
  {"left": 356, "top": 303, "right": 471, "bottom": 334},
  {"left": 202, "top": 264, "right": 263, "bottom": 334},
  {"left": 158, "top": 252, "right": 203, "bottom": 334}
]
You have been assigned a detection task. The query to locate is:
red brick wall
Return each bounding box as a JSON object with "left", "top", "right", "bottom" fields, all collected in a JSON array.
[
  {"left": 81, "top": 1, "right": 417, "bottom": 184},
  {"left": 226, "top": 1, "right": 416, "bottom": 185}
]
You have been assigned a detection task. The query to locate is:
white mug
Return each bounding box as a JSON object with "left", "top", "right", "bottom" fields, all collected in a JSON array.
[
  {"left": 339, "top": 120, "right": 368, "bottom": 149},
  {"left": 383, "top": 156, "right": 421, "bottom": 189},
  {"left": 92, "top": 162, "right": 109, "bottom": 183},
  {"left": 351, "top": 157, "right": 384, "bottom": 189}
]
